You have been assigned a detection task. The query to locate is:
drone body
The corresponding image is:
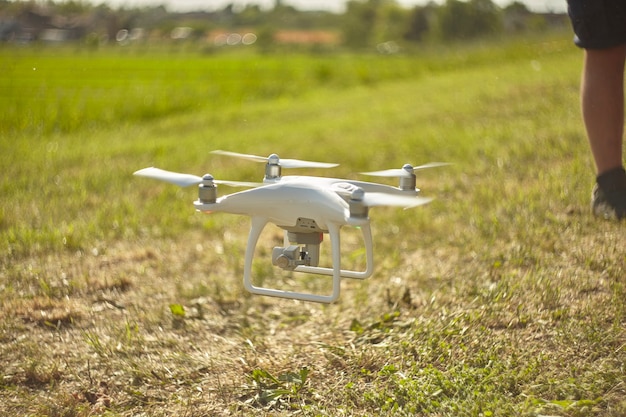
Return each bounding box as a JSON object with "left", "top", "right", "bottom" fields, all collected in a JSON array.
[{"left": 134, "top": 151, "right": 446, "bottom": 303}]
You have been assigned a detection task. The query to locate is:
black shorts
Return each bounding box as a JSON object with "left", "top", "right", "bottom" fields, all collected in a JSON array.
[{"left": 567, "top": 0, "right": 626, "bottom": 49}]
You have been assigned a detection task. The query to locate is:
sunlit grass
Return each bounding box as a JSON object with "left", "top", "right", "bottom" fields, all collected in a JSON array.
[{"left": 1, "top": 31, "right": 625, "bottom": 416}]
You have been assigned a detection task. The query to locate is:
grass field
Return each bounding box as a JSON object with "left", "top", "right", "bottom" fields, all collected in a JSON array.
[{"left": 1, "top": 32, "right": 625, "bottom": 416}]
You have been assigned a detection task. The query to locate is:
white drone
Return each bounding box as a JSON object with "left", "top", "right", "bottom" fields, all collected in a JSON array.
[{"left": 134, "top": 150, "right": 447, "bottom": 303}]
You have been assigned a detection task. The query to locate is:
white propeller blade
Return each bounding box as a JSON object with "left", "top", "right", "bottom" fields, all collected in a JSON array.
[
  {"left": 210, "top": 150, "right": 266, "bottom": 163},
  {"left": 211, "top": 150, "right": 339, "bottom": 169},
  {"left": 134, "top": 167, "right": 203, "bottom": 187},
  {"left": 133, "top": 167, "right": 261, "bottom": 188},
  {"left": 362, "top": 162, "right": 451, "bottom": 177},
  {"left": 361, "top": 193, "right": 433, "bottom": 208},
  {"left": 279, "top": 159, "right": 339, "bottom": 169}
]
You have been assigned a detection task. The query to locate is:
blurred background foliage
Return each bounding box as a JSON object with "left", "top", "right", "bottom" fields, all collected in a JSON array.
[{"left": 0, "top": 0, "right": 568, "bottom": 50}]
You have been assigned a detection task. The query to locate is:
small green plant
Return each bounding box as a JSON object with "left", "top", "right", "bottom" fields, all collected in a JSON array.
[
  {"left": 169, "top": 303, "right": 186, "bottom": 318},
  {"left": 169, "top": 303, "right": 186, "bottom": 329},
  {"left": 244, "top": 367, "right": 310, "bottom": 410}
]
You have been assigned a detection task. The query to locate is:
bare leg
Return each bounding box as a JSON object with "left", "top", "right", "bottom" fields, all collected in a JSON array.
[{"left": 581, "top": 44, "right": 626, "bottom": 175}]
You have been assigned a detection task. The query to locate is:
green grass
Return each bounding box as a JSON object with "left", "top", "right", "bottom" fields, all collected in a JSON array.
[{"left": 1, "top": 32, "right": 625, "bottom": 416}]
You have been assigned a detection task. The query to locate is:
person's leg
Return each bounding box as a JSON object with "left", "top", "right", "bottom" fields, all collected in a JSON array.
[
  {"left": 567, "top": 0, "right": 626, "bottom": 219},
  {"left": 582, "top": 45, "right": 626, "bottom": 219},
  {"left": 580, "top": 44, "right": 625, "bottom": 175}
]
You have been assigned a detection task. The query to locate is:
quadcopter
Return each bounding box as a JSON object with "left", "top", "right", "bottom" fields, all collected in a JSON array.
[{"left": 134, "top": 150, "right": 447, "bottom": 303}]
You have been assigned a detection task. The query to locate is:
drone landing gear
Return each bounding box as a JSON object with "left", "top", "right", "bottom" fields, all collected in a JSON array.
[{"left": 243, "top": 217, "right": 374, "bottom": 303}]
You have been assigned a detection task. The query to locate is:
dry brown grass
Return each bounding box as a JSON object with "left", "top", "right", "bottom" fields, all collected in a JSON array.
[{"left": 1, "top": 215, "right": 624, "bottom": 416}]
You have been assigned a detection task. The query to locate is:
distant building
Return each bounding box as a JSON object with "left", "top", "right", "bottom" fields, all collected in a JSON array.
[
  {"left": 273, "top": 30, "right": 340, "bottom": 45},
  {"left": 1, "top": 6, "right": 115, "bottom": 43}
]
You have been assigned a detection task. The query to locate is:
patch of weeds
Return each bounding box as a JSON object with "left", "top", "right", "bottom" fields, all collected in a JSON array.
[
  {"left": 83, "top": 330, "right": 112, "bottom": 358},
  {"left": 241, "top": 367, "right": 311, "bottom": 411},
  {"left": 530, "top": 397, "right": 604, "bottom": 417},
  {"left": 361, "top": 360, "right": 520, "bottom": 416},
  {"left": 83, "top": 319, "right": 143, "bottom": 358}
]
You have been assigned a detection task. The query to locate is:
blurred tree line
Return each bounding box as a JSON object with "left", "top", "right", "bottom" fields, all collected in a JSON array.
[
  {"left": 343, "top": 0, "right": 566, "bottom": 47},
  {"left": 0, "top": 0, "right": 568, "bottom": 48}
]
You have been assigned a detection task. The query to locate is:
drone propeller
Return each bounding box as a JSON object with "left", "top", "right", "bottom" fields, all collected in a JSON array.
[
  {"left": 361, "top": 162, "right": 450, "bottom": 178},
  {"left": 133, "top": 167, "right": 262, "bottom": 188},
  {"left": 361, "top": 192, "right": 433, "bottom": 209},
  {"left": 211, "top": 150, "right": 339, "bottom": 169}
]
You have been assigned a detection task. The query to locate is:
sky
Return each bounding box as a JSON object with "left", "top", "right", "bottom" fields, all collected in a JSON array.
[{"left": 99, "top": 0, "right": 568, "bottom": 14}]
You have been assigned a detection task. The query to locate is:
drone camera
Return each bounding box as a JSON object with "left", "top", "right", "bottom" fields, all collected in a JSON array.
[
  {"left": 272, "top": 231, "right": 323, "bottom": 270},
  {"left": 198, "top": 174, "right": 217, "bottom": 203},
  {"left": 272, "top": 245, "right": 303, "bottom": 269}
]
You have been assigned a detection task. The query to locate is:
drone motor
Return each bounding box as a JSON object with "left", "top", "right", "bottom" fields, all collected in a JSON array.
[
  {"left": 198, "top": 174, "right": 218, "bottom": 204},
  {"left": 264, "top": 153, "right": 281, "bottom": 180},
  {"left": 398, "top": 164, "right": 417, "bottom": 191}
]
